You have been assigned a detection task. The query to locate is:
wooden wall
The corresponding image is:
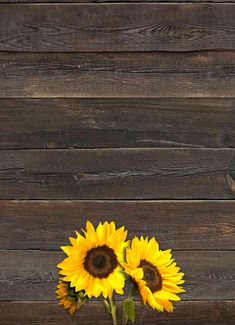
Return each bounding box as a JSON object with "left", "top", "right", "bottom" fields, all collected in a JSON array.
[{"left": 0, "top": 1, "right": 235, "bottom": 324}]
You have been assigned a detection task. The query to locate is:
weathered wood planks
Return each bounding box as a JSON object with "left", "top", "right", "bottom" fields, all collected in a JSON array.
[
  {"left": 1, "top": 1, "right": 234, "bottom": 324},
  {"left": 0, "top": 149, "right": 235, "bottom": 199},
  {"left": 0, "top": 98, "right": 235, "bottom": 149},
  {"left": 0, "top": 200, "right": 235, "bottom": 250},
  {"left": 1, "top": 52, "right": 235, "bottom": 98},
  {"left": 1, "top": 4, "right": 235, "bottom": 52},
  {"left": 0, "top": 250, "right": 234, "bottom": 300},
  {"left": 0, "top": 301, "right": 234, "bottom": 325}
]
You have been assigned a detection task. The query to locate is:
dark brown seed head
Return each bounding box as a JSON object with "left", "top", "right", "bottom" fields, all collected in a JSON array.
[
  {"left": 139, "top": 259, "right": 162, "bottom": 292},
  {"left": 84, "top": 245, "right": 118, "bottom": 278}
]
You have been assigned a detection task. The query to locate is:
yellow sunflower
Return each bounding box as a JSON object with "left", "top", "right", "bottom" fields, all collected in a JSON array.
[
  {"left": 57, "top": 221, "right": 128, "bottom": 298},
  {"left": 56, "top": 280, "right": 84, "bottom": 314},
  {"left": 123, "top": 236, "right": 185, "bottom": 312}
]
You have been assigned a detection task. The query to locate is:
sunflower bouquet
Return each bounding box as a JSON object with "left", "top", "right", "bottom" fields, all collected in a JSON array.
[{"left": 56, "top": 221, "right": 185, "bottom": 324}]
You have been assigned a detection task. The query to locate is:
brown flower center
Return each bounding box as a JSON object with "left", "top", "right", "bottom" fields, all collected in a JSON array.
[
  {"left": 139, "top": 260, "right": 162, "bottom": 292},
  {"left": 84, "top": 245, "right": 118, "bottom": 278}
]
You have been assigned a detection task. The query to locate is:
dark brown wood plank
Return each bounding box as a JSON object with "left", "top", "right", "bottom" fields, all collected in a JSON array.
[
  {"left": 0, "top": 4, "right": 235, "bottom": 52},
  {"left": 0, "top": 149, "right": 235, "bottom": 199},
  {"left": 0, "top": 301, "right": 234, "bottom": 325},
  {"left": 1, "top": 200, "right": 235, "bottom": 250},
  {"left": 0, "top": 250, "right": 234, "bottom": 300},
  {"left": 1, "top": 98, "right": 235, "bottom": 149},
  {"left": 1, "top": 52, "right": 235, "bottom": 98}
]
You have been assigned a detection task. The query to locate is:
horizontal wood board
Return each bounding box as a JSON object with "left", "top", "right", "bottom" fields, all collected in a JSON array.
[
  {"left": 1, "top": 4, "right": 235, "bottom": 52},
  {"left": 1, "top": 52, "right": 235, "bottom": 98},
  {"left": 0, "top": 301, "right": 234, "bottom": 325},
  {"left": 0, "top": 98, "right": 235, "bottom": 149},
  {"left": 0, "top": 149, "right": 235, "bottom": 199}
]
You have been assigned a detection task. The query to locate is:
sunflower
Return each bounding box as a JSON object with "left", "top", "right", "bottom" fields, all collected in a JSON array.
[
  {"left": 57, "top": 221, "right": 128, "bottom": 299},
  {"left": 123, "top": 236, "right": 185, "bottom": 312},
  {"left": 56, "top": 280, "right": 85, "bottom": 314}
]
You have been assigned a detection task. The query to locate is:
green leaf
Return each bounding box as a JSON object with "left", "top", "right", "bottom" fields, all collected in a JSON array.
[
  {"left": 77, "top": 291, "right": 85, "bottom": 299},
  {"left": 123, "top": 298, "right": 136, "bottom": 324}
]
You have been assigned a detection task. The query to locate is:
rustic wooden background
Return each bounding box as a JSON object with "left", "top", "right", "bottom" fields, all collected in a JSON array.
[{"left": 0, "top": 1, "right": 235, "bottom": 324}]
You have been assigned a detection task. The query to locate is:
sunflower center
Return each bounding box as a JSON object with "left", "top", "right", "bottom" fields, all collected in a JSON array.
[
  {"left": 139, "top": 260, "right": 162, "bottom": 292},
  {"left": 93, "top": 255, "right": 106, "bottom": 269},
  {"left": 84, "top": 245, "right": 118, "bottom": 278}
]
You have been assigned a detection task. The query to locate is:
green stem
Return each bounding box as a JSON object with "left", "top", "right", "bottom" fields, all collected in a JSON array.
[
  {"left": 109, "top": 297, "right": 117, "bottom": 325},
  {"left": 122, "top": 309, "right": 128, "bottom": 325},
  {"left": 122, "top": 283, "right": 136, "bottom": 325},
  {"left": 101, "top": 296, "right": 111, "bottom": 314},
  {"left": 128, "top": 284, "right": 136, "bottom": 300}
]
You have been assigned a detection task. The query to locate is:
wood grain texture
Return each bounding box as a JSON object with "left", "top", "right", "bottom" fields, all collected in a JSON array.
[
  {"left": 1, "top": 200, "right": 235, "bottom": 250},
  {"left": 1, "top": 98, "right": 235, "bottom": 149},
  {"left": 1, "top": 4, "right": 235, "bottom": 52},
  {"left": 0, "top": 301, "right": 234, "bottom": 325},
  {"left": 1, "top": 1, "right": 233, "bottom": 324},
  {"left": 1, "top": 52, "right": 235, "bottom": 98},
  {"left": 0, "top": 250, "right": 234, "bottom": 300},
  {"left": 0, "top": 149, "right": 235, "bottom": 199}
]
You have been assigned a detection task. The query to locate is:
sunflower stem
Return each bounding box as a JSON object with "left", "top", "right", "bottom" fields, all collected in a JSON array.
[
  {"left": 101, "top": 296, "right": 111, "bottom": 314},
  {"left": 122, "top": 282, "right": 136, "bottom": 325},
  {"left": 109, "top": 297, "right": 117, "bottom": 325},
  {"left": 122, "top": 306, "right": 128, "bottom": 325},
  {"left": 128, "top": 284, "right": 136, "bottom": 300}
]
